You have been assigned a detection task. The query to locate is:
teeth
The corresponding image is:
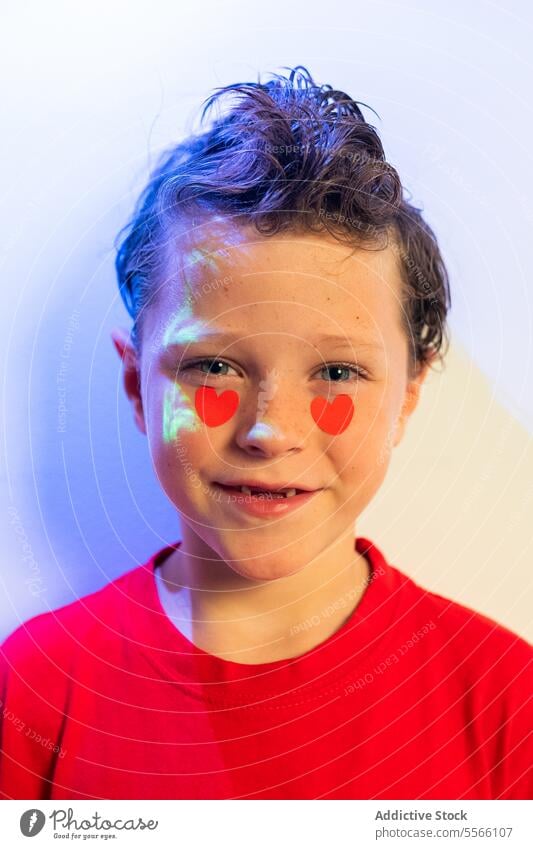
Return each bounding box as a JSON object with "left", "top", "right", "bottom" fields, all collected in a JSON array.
[{"left": 239, "top": 486, "right": 298, "bottom": 498}]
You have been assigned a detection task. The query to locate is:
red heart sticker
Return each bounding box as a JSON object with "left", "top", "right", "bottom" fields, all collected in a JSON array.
[
  {"left": 311, "top": 394, "right": 354, "bottom": 435},
  {"left": 195, "top": 386, "right": 239, "bottom": 427}
]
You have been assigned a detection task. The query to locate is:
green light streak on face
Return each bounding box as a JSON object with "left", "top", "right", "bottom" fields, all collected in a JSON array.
[
  {"left": 162, "top": 382, "right": 201, "bottom": 443},
  {"left": 160, "top": 242, "right": 224, "bottom": 349},
  {"left": 163, "top": 317, "right": 210, "bottom": 348},
  {"left": 188, "top": 247, "right": 220, "bottom": 274},
  {"left": 157, "top": 238, "right": 236, "bottom": 442},
  {"left": 162, "top": 304, "right": 195, "bottom": 348}
]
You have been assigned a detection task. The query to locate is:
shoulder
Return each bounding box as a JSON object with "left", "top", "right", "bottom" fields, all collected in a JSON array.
[
  {"left": 407, "top": 571, "right": 531, "bottom": 660},
  {"left": 388, "top": 562, "right": 532, "bottom": 695},
  {"left": 362, "top": 536, "right": 531, "bottom": 674},
  {"left": 376, "top": 541, "right": 531, "bottom": 650},
  {"left": 0, "top": 563, "right": 148, "bottom": 680},
  {"left": 409, "top": 582, "right": 533, "bottom": 799}
]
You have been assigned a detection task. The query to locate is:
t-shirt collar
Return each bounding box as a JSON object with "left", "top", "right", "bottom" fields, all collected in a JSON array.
[{"left": 128, "top": 536, "right": 405, "bottom": 708}]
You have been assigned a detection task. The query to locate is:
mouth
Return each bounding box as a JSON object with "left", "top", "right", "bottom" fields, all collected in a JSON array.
[
  {"left": 211, "top": 482, "right": 322, "bottom": 516},
  {"left": 213, "top": 483, "right": 316, "bottom": 500}
]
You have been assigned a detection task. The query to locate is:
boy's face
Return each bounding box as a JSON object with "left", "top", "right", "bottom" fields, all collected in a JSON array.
[{"left": 112, "top": 218, "right": 429, "bottom": 580}]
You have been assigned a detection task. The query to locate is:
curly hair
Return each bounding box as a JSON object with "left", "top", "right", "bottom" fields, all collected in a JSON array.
[{"left": 114, "top": 65, "right": 451, "bottom": 378}]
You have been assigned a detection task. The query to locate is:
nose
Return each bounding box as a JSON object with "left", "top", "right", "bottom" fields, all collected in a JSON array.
[{"left": 234, "top": 380, "right": 307, "bottom": 458}]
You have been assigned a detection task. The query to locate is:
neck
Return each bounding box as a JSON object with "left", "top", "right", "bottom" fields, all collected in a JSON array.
[{"left": 155, "top": 528, "right": 371, "bottom": 664}]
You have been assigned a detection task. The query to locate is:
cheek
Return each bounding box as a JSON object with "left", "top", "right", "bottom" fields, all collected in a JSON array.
[
  {"left": 194, "top": 386, "right": 357, "bottom": 436},
  {"left": 144, "top": 380, "right": 201, "bottom": 446},
  {"left": 153, "top": 383, "right": 361, "bottom": 445},
  {"left": 194, "top": 386, "right": 239, "bottom": 427},
  {"left": 328, "top": 393, "right": 392, "bottom": 463},
  {"left": 147, "top": 388, "right": 214, "bottom": 504},
  {"left": 310, "top": 394, "right": 354, "bottom": 435},
  {"left": 146, "top": 383, "right": 205, "bottom": 478},
  {"left": 350, "top": 399, "right": 397, "bottom": 471}
]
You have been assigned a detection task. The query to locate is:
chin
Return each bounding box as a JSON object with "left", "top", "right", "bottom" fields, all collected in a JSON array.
[{"left": 220, "top": 547, "right": 307, "bottom": 582}]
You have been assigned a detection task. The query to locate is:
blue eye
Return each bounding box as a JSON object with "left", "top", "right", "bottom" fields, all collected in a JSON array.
[
  {"left": 318, "top": 363, "right": 367, "bottom": 383},
  {"left": 181, "top": 358, "right": 237, "bottom": 377},
  {"left": 178, "top": 358, "right": 367, "bottom": 382}
]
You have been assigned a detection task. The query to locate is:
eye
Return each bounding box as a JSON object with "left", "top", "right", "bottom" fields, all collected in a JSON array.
[
  {"left": 317, "top": 362, "right": 368, "bottom": 383},
  {"left": 178, "top": 358, "right": 239, "bottom": 379},
  {"left": 176, "top": 358, "right": 368, "bottom": 382}
]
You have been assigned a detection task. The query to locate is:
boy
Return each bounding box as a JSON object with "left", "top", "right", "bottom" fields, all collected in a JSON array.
[{"left": 1, "top": 66, "right": 531, "bottom": 800}]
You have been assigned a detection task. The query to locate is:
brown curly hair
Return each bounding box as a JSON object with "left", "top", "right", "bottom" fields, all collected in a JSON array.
[{"left": 115, "top": 65, "right": 451, "bottom": 379}]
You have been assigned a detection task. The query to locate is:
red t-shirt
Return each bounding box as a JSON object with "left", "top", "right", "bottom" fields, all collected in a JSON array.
[{"left": 1, "top": 537, "right": 531, "bottom": 800}]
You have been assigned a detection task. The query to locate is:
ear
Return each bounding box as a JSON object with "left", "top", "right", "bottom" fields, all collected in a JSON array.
[
  {"left": 110, "top": 326, "right": 147, "bottom": 435},
  {"left": 392, "top": 360, "right": 432, "bottom": 448}
]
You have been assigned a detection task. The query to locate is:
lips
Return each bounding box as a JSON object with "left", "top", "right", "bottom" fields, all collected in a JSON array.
[
  {"left": 215, "top": 483, "right": 305, "bottom": 498},
  {"left": 212, "top": 483, "right": 321, "bottom": 516},
  {"left": 214, "top": 480, "right": 317, "bottom": 493}
]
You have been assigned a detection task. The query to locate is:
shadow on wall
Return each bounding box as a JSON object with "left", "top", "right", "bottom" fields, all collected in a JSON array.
[{"left": 359, "top": 338, "right": 533, "bottom": 642}]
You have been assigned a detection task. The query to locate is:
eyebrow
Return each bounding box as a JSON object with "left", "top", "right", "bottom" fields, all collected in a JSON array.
[
  {"left": 313, "top": 333, "right": 383, "bottom": 349},
  {"left": 165, "top": 328, "right": 383, "bottom": 349}
]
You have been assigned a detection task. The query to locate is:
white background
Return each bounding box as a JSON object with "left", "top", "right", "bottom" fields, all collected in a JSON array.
[{"left": 1, "top": 0, "right": 532, "bottom": 641}]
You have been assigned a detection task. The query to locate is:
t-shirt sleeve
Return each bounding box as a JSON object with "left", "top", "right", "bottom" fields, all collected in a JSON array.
[
  {"left": 473, "top": 625, "right": 533, "bottom": 799},
  {"left": 0, "top": 614, "right": 71, "bottom": 800},
  {"left": 499, "top": 690, "right": 532, "bottom": 799},
  {"left": 424, "top": 587, "right": 533, "bottom": 800},
  {"left": 492, "top": 639, "right": 532, "bottom": 799}
]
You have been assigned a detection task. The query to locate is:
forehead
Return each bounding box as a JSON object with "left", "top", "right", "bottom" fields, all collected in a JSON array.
[{"left": 150, "top": 217, "right": 405, "bottom": 345}]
